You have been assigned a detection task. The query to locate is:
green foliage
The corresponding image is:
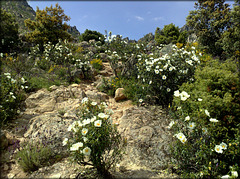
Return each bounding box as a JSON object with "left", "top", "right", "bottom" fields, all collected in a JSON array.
[
  {"left": 29, "top": 40, "right": 92, "bottom": 82},
  {"left": 15, "top": 141, "right": 55, "bottom": 173},
  {"left": 155, "top": 24, "right": 187, "bottom": 45},
  {"left": 64, "top": 98, "right": 126, "bottom": 177},
  {"left": 79, "top": 29, "right": 105, "bottom": 44},
  {"left": 24, "top": 3, "right": 72, "bottom": 51},
  {"left": 222, "top": 0, "right": 240, "bottom": 59},
  {"left": 186, "top": 0, "right": 231, "bottom": 59},
  {"left": 90, "top": 58, "right": 103, "bottom": 71},
  {"left": 170, "top": 59, "right": 240, "bottom": 178},
  {"left": 97, "top": 77, "right": 121, "bottom": 96},
  {"left": 134, "top": 44, "right": 201, "bottom": 106},
  {"left": 0, "top": 9, "right": 20, "bottom": 53},
  {"left": 0, "top": 72, "right": 28, "bottom": 125}
]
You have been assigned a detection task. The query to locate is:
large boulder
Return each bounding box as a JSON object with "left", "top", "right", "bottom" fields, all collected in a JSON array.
[
  {"left": 114, "top": 88, "right": 127, "bottom": 102},
  {"left": 117, "top": 106, "right": 173, "bottom": 170}
]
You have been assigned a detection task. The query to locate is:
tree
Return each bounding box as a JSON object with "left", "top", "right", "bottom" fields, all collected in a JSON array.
[
  {"left": 186, "top": 0, "right": 231, "bottom": 59},
  {"left": 155, "top": 23, "right": 186, "bottom": 45},
  {"left": 221, "top": 0, "right": 240, "bottom": 59},
  {"left": 0, "top": 9, "right": 20, "bottom": 53},
  {"left": 79, "top": 29, "right": 105, "bottom": 44},
  {"left": 24, "top": 3, "right": 72, "bottom": 51}
]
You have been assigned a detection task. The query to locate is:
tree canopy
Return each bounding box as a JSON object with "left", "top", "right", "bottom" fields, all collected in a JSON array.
[
  {"left": 0, "top": 9, "right": 20, "bottom": 53},
  {"left": 186, "top": 0, "right": 231, "bottom": 59},
  {"left": 79, "top": 29, "right": 105, "bottom": 44},
  {"left": 24, "top": 3, "right": 72, "bottom": 51}
]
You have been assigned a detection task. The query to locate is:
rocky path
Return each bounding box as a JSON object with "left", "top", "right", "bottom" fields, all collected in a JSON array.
[{"left": 0, "top": 63, "right": 178, "bottom": 178}]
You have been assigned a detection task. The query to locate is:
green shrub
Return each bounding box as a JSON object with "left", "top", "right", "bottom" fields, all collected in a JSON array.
[
  {"left": 97, "top": 77, "right": 120, "bottom": 96},
  {"left": 0, "top": 72, "right": 28, "bottom": 125},
  {"left": 169, "top": 59, "right": 240, "bottom": 178},
  {"left": 15, "top": 141, "right": 55, "bottom": 173},
  {"left": 63, "top": 97, "right": 126, "bottom": 177},
  {"left": 135, "top": 44, "right": 201, "bottom": 106},
  {"left": 90, "top": 58, "right": 103, "bottom": 71}
]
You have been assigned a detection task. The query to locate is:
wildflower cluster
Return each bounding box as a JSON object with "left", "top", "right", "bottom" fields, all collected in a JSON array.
[
  {"left": 136, "top": 44, "right": 201, "bottom": 105},
  {"left": 63, "top": 97, "right": 126, "bottom": 175},
  {"left": 169, "top": 59, "right": 240, "bottom": 178},
  {"left": 0, "top": 72, "right": 28, "bottom": 124}
]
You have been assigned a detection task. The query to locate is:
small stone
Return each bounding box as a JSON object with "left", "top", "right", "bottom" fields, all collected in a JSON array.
[
  {"left": 49, "top": 173, "right": 61, "bottom": 178},
  {"left": 114, "top": 88, "right": 127, "bottom": 102},
  {"left": 7, "top": 173, "right": 15, "bottom": 178}
]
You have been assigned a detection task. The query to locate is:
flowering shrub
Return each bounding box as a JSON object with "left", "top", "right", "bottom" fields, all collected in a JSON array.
[
  {"left": 63, "top": 97, "right": 126, "bottom": 177},
  {"left": 169, "top": 59, "right": 240, "bottom": 178},
  {"left": 136, "top": 44, "right": 201, "bottom": 106},
  {"left": 29, "top": 40, "right": 92, "bottom": 82},
  {"left": 90, "top": 58, "right": 103, "bottom": 71},
  {"left": 0, "top": 72, "right": 28, "bottom": 124}
]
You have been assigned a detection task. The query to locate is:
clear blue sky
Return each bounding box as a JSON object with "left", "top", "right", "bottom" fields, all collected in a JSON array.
[{"left": 27, "top": 1, "right": 234, "bottom": 41}]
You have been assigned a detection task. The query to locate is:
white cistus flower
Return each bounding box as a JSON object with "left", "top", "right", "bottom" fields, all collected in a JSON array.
[
  {"left": 185, "top": 116, "right": 190, "bottom": 121},
  {"left": 82, "top": 128, "right": 88, "bottom": 135},
  {"left": 210, "top": 118, "right": 219, "bottom": 122},
  {"left": 62, "top": 138, "right": 68, "bottom": 146},
  {"left": 214, "top": 145, "right": 223, "bottom": 153},
  {"left": 94, "top": 120, "right": 102, "bottom": 127},
  {"left": 205, "top": 110, "right": 210, "bottom": 117},
  {"left": 174, "top": 90, "right": 180, "bottom": 97},
  {"left": 83, "top": 147, "right": 91, "bottom": 155},
  {"left": 70, "top": 142, "right": 83, "bottom": 151},
  {"left": 220, "top": 142, "right": 227, "bottom": 150}
]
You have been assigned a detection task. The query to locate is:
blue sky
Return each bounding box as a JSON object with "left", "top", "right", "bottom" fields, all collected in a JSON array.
[{"left": 27, "top": 1, "right": 234, "bottom": 41}]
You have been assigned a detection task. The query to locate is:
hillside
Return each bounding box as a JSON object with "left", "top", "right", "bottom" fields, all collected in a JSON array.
[{"left": 1, "top": 0, "right": 80, "bottom": 39}]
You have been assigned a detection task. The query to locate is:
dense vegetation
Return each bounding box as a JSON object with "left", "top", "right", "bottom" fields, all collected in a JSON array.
[{"left": 0, "top": 0, "right": 239, "bottom": 178}]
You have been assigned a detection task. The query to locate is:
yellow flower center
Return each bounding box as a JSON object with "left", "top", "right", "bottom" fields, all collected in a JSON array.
[{"left": 217, "top": 148, "right": 219, "bottom": 151}]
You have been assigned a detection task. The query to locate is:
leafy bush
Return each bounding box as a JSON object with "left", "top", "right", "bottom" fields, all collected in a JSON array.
[
  {"left": 169, "top": 59, "right": 240, "bottom": 178},
  {"left": 0, "top": 72, "right": 28, "bottom": 125},
  {"left": 79, "top": 29, "right": 105, "bottom": 44},
  {"left": 97, "top": 77, "right": 121, "bottom": 96},
  {"left": 63, "top": 97, "right": 126, "bottom": 177},
  {"left": 135, "top": 44, "right": 201, "bottom": 106},
  {"left": 90, "top": 58, "right": 103, "bottom": 71},
  {"left": 15, "top": 141, "right": 56, "bottom": 173}
]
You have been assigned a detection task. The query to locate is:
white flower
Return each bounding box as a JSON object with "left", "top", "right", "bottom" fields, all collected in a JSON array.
[
  {"left": 188, "top": 122, "right": 196, "bottom": 129},
  {"left": 214, "top": 145, "right": 223, "bottom": 153},
  {"left": 220, "top": 142, "right": 227, "bottom": 150},
  {"left": 12, "top": 95, "right": 16, "bottom": 99},
  {"left": 83, "top": 137, "right": 88, "bottom": 142},
  {"left": 177, "top": 106, "right": 181, "bottom": 110},
  {"left": 21, "top": 77, "right": 26, "bottom": 83},
  {"left": 221, "top": 175, "right": 230, "bottom": 179},
  {"left": 174, "top": 90, "right": 180, "bottom": 97},
  {"left": 139, "top": 99, "right": 143, "bottom": 103},
  {"left": 231, "top": 171, "right": 238, "bottom": 178},
  {"left": 25, "top": 86, "right": 28, "bottom": 89},
  {"left": 9, "top": 92, "right": 14, "bottom": 95},
  {"left": 21, "top": 85, "right": 24, "bottom": 89},
  {"left": 169, "top": 67, "right": 173, "bottom": 71},
  {"left": 94, "top": 120, "right": 102, "bottom": 127},
  {"left": 185, "top": 116, "right": 190, "bottom": 121},
  {"left": 205, "top": 110, "right": 210, "bottom": 117},
  {"left": 90, "top": 116, "right": 97, "bottom": 122},
  {"left": 167, "top": 121, "right": 175, "bottom": 129},
  {"left": 101, "top": 102, "right": 108, "bottom": 108},
  {"left": 155, "top": 69, "right": 159, "bottom": 74},
  {"left": 91, "top": 101, "right": 97, "bottom": 106},
  {"left": 202, "top": 127, "right": 207, "bottom": 134},
  {"left": 81, "top": 97, "right": 88, "bottom": 104},
  {"left": 176, "top": 132, "right": 187, "bottom": 143},
  {"left": 98, "top": 113, "right": 107, "bottom": 119},
  {"left": 62, "top": 138, "right": 68, "bottom": 146},
  {"left": 82, "top": 128, "right": 88, "bottom": 135},
  {"left": 70, "top": 142, "right": 83, "bottom": 151},
  {"left": 180, "top": 91, "right": 190, "bottom": 101},
  {"left": 167, "top": 88, "right": 171, "bottom": 92},
  {"left": 68, "top": 124, "right": 74, "bottom": 131},
  {"left": 210, "top": 118, "right": 219, "bottom": 122},
  {"left": 198, "top": 98, "right": 202, "bottom": 101},
  {"left": 162, "top": 75, "right": 167, "bottom": 80},
  {"left": 82, "top": 118, "right": 91, "bottom": 125},
  {"left": 83, "top": 147, "right": 91, "bottom": 155},
  {"left": 149, "top": 80, "right": 152, "bottom": 85}
]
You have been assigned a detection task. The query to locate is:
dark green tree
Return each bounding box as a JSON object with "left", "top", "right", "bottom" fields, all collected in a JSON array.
[
  {"left": 221, "top": 0, "right": 240, "bottom": 59},
  {"left": 0, "top": 9, "right": 20, "bottom": 53},
  {"left": 186, "top": 0, "right": 231, "bottom": 59},
  {"left": 79, "top": 29, "right": 105, "bottom": 44},
  {"left": 155, "top": 23, "right": 186, "bottom": 45},
  {"left": 24, "top": 3, "right": 72, "bottom": 51}
]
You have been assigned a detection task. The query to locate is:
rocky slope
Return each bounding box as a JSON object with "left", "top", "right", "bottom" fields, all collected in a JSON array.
[{"left": 0, "top": 63, "right": 178, "bottom": 178}]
